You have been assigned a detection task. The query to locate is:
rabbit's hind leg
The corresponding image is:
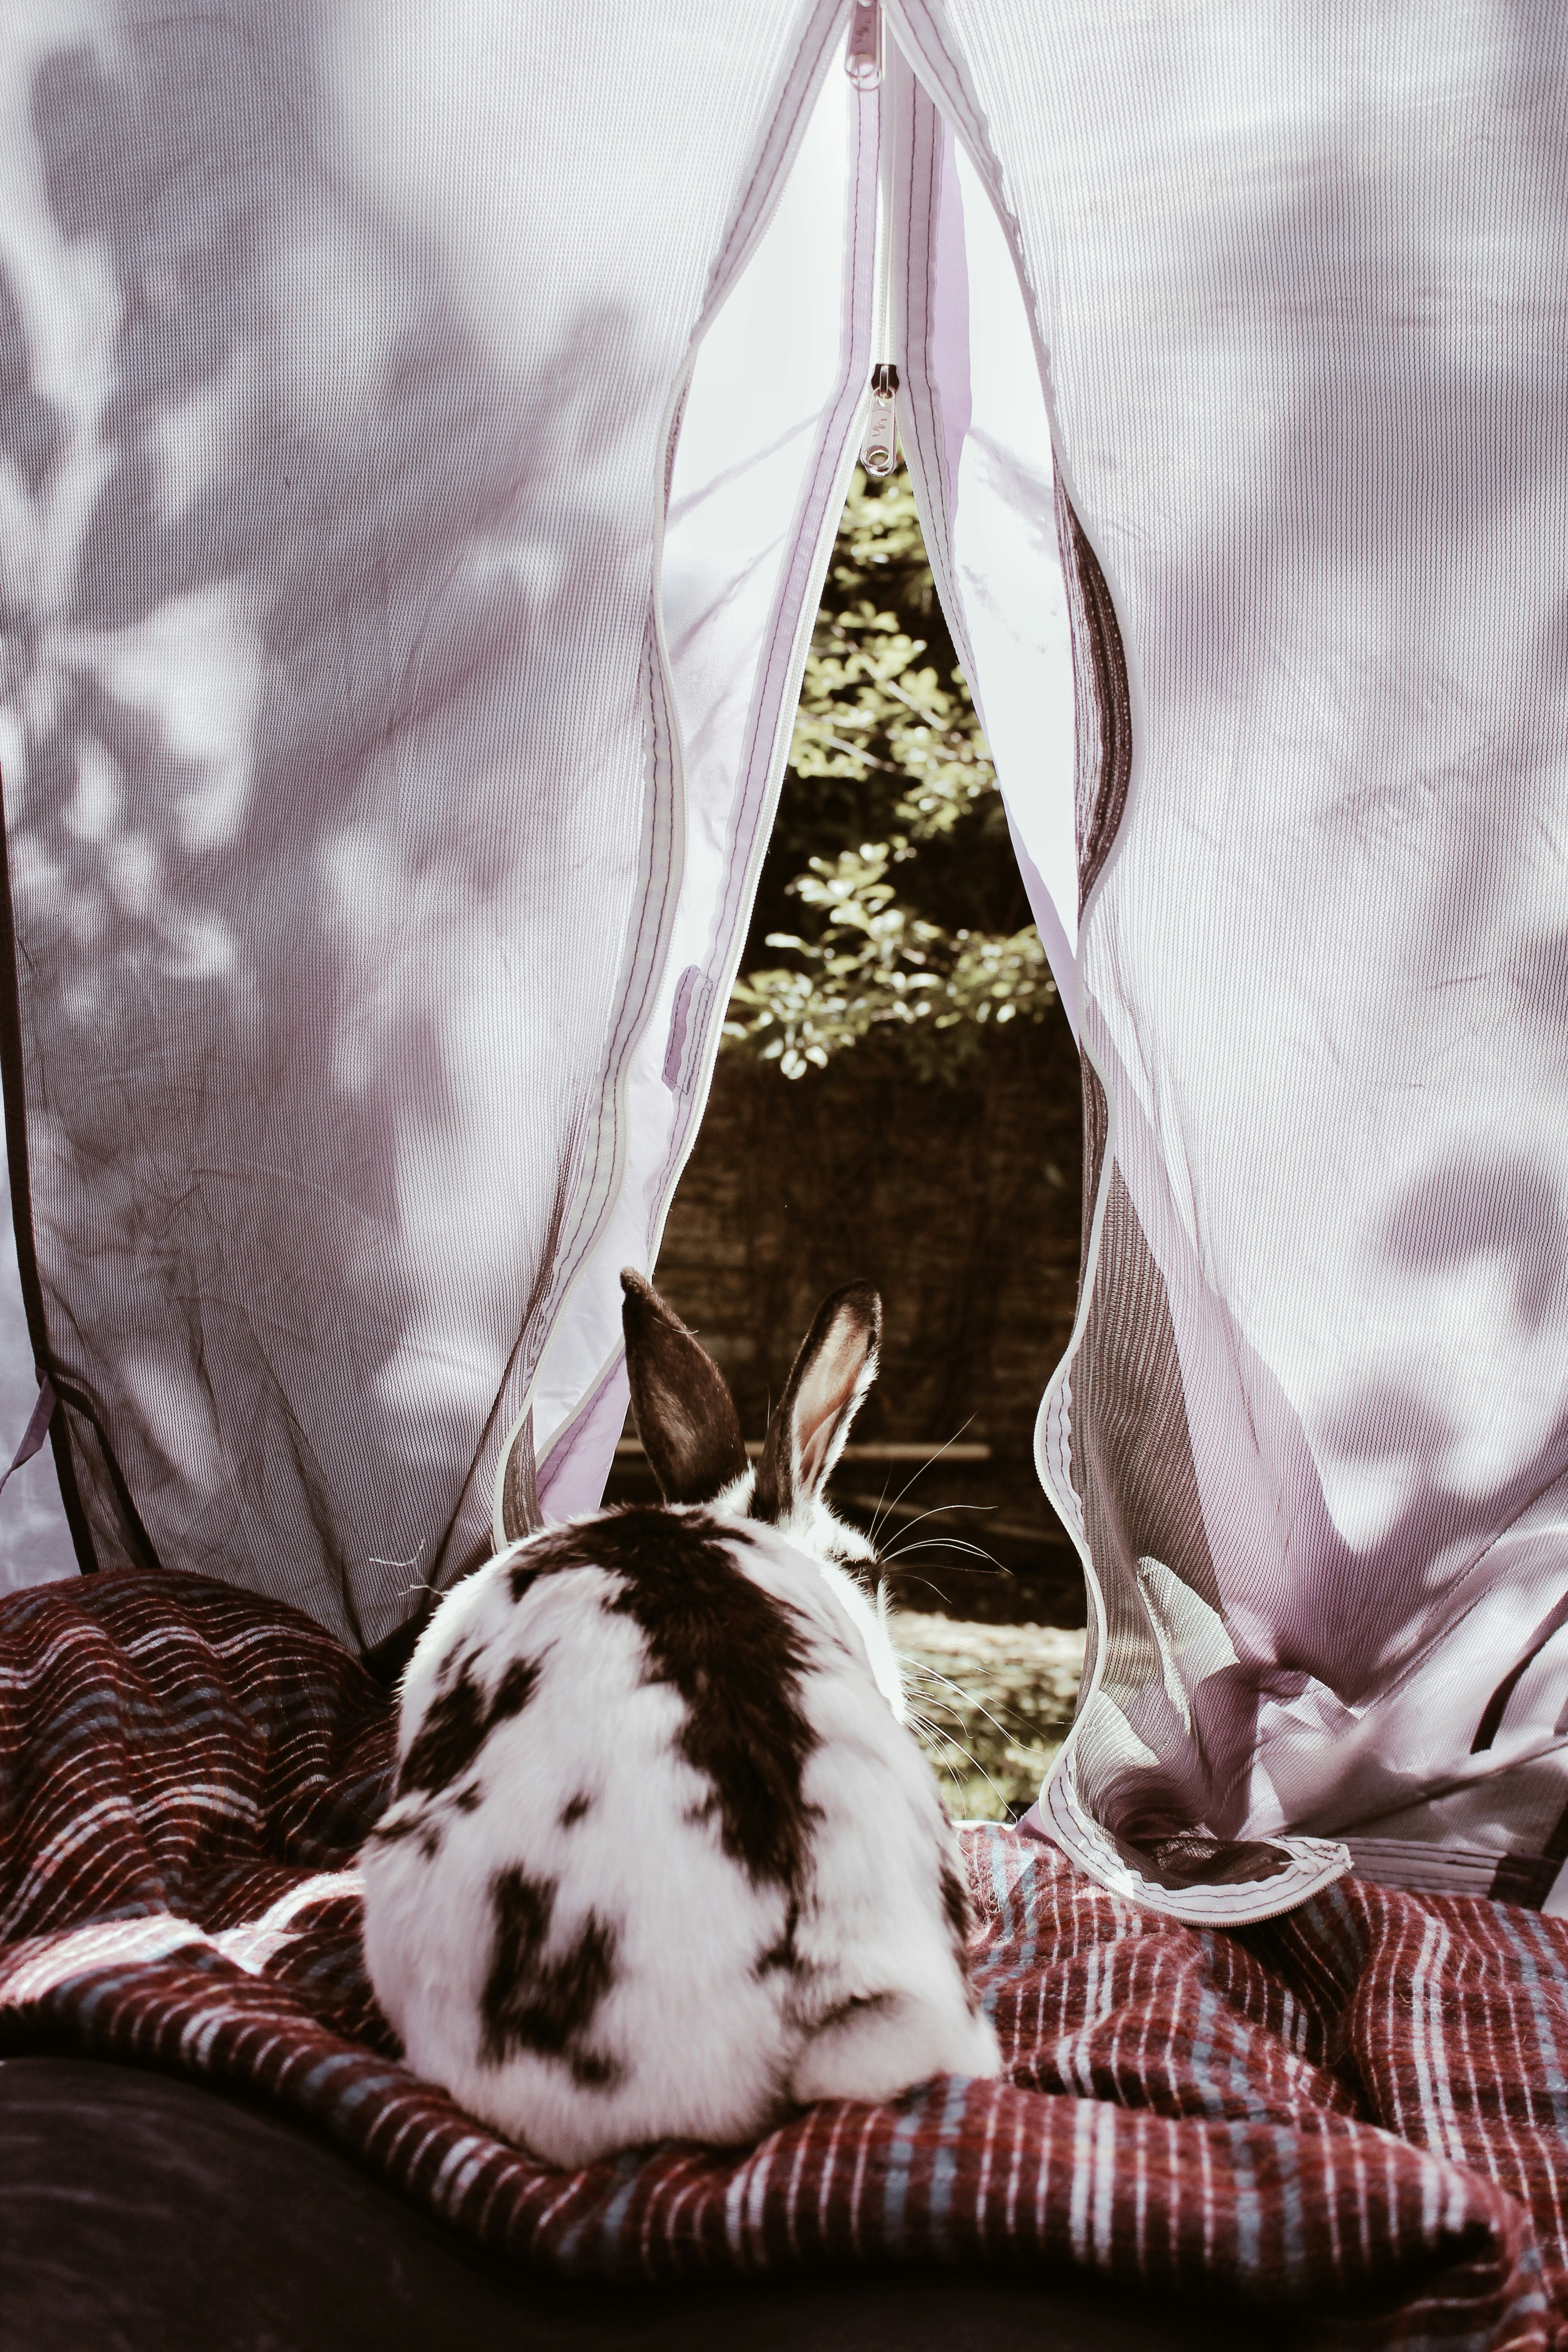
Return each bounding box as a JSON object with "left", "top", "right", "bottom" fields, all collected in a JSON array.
[{"left": 789, "top": 1988, "right": 1000, "bottom": 2108}]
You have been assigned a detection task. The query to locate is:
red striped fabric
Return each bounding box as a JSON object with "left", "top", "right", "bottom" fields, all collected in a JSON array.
[{"left": 2, "top": 1567, "right": 1566, "bottom": 2347}]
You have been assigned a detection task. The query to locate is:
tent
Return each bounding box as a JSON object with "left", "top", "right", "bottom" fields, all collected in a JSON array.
[
  {"left": 7, "top": 5, "right": 1568, "bottom": 2342},
  {"left": 6, "top": 0, "right": 1568, "bottom": 1923}
]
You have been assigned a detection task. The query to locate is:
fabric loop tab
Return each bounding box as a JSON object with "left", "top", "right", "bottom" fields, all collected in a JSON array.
[{"left": 0, "top": 1375, "right": 56, "bottom": 1500}]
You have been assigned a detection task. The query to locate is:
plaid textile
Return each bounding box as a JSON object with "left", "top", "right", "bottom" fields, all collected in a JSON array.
[{"left": 2, "top": 1570, "right": 1568, "bottom": 2348}]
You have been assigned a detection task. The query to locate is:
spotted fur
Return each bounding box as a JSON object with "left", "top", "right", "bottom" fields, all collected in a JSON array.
[
  {"left": 360, "top": 1273, "right": 1000, "bottom": 2167},
  {"left": 481, "top": 1867, "right": 622, "bottom": 2087},
  {"left": 396, "top": 1651, "right": 542, "bottom": 1799}
]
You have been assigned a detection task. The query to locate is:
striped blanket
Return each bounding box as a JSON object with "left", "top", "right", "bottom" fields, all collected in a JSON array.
[{"left": 2, "top": 1568, "right": 1567, "bottom": 2349}]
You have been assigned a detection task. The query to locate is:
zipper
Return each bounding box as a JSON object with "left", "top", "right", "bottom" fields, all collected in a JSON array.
[{"left": 847, "top": 0, "right": 900, "bottom": 478}]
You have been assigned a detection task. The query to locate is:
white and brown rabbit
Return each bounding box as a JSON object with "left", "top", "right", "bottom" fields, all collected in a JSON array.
[{"left": 359, "top": 1271, "right": 1000, "bottom": 2167}]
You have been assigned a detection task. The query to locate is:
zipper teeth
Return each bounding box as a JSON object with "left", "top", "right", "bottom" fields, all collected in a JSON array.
[
  {"left": 847, "top": 0, "right": 893, "bottom": 367},
  {"left": 874, "top": 163, "right": 894, "bottom": 366}
]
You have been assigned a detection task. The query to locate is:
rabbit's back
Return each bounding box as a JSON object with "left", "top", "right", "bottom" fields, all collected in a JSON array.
[{"left": 361, "top": 1504, "right": 996, "bottom": 2167}]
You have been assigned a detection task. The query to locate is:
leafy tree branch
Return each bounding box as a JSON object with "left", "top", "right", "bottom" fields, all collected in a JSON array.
[{"left": 725, "top": 469, "right": 1057, "bottom": 1081}]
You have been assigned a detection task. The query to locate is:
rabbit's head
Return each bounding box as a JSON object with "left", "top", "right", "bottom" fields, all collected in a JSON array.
[{"left": 619, "top": 1269, "right": 900, "bottom": 1712}]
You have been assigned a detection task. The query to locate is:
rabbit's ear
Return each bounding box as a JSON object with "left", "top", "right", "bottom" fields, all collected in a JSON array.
[
  {"left": 621, "top": 1269, "right": 748, "bottom": 1506},
  {"left": 754, "top": 1283, "right": 881, "bottom": 1524}
]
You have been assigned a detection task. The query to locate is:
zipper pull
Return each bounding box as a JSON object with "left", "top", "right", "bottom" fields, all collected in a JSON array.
[
  {"left": 846, "top": 0, "right": 881, "bottom": 91},
  {"left": 849, "top": 1, "right": 898, "bottom": 476},
  {"left": 865, "top": 360, "right": 902, "bottom": 475},
  {"left": 862, "top": 361, "right": 899, "bottom": 478}
]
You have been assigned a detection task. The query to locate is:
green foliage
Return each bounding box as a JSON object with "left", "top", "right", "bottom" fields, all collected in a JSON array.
[{"left": 724, "top": 468, "right": 1058, "bottom": 1081}]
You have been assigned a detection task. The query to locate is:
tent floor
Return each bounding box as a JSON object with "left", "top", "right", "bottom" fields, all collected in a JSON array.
[{"left": 0, "top": 2056, "right": 1332, "bottom": 2351}]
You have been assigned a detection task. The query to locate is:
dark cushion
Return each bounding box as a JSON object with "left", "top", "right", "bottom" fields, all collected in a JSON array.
[{"left": 0, "top": 2057, "right": 1314, "bottom": 2352}]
